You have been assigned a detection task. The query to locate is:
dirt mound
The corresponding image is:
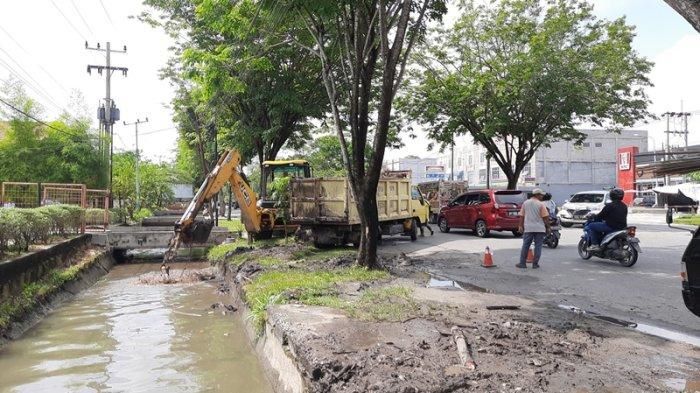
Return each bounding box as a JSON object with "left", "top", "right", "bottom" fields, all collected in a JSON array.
[{"left": 137, "top": 268, "right": 216, "bottom": 285}]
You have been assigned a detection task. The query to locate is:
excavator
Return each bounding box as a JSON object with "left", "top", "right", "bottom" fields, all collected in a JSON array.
[{"left": 162, "top": 149, "right": 311, "bottom": 265}]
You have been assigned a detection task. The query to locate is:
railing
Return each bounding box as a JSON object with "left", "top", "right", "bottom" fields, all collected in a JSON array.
[{"left": 0, "top": 182, "right": 110, "bottom": 232}]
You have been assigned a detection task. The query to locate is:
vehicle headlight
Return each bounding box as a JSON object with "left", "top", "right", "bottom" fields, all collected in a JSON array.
[{"left": 558, "top": 210, "right": 572, "bottom": 218}]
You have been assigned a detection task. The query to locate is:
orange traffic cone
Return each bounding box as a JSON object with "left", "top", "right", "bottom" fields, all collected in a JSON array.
[
  {"left": 526, "top": 245, "right": 535, "bottom": 263},
  {"left": 482, "top": 246, "right": 496, "bottom": 268}
]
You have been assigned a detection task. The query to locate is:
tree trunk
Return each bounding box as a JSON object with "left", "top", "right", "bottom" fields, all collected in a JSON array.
[
  {"left": 664, "top": 0, "right": 700, "bottom": 32},
  {"left": 356, "top": 192, "right": 380, "bottom": 268}
]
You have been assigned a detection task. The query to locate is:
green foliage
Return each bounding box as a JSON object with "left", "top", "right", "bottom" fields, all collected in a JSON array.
[
  {"left": 402, "top": 0, "right": 652, "bottom": 189},
  {"left": 0, "top": 77, "right": 107, "bottom": 187},
  {"left": 112, "top": 152, "right": 175, "bottom": 219},
  {"left": 290, "top": 246, "right": 356, "bottom": 262},
  {"left": 304, "top": 135, "right": 347, "bottom": 177},
  {"left": 132, "top": 208, "right": 154, "bottom": 223},
  {"left": 0, "top": 205, "right": 83, "bottom": 254},
  {"left": 142, "top": 0, "right": 327, "bottom": 186},
  {"left": 245, "top": 267, "right": 389, "bottom": 332}
]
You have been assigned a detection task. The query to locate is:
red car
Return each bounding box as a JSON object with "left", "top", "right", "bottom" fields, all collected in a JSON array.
[{"left": 438, "top": 190, "right": 527, "bottom": 237}]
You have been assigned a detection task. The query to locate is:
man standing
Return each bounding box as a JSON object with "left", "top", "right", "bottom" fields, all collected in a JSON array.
[{"left": 516, "top": 189, "right": 551, "bottom": 269}]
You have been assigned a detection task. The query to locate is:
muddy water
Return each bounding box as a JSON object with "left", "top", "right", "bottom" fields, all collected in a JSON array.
[{"left": 0, "top": 263, "right": 272, "bottom": 393}]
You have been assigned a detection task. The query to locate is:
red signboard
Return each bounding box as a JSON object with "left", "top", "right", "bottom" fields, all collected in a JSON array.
[{"left": 617, "top": 146, "right": 638, "bottom": 205}]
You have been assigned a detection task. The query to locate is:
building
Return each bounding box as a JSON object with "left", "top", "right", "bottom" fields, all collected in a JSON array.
[
  {"left": 384, "top": 156, "right": 444, "bottom": 185},
  {"left": 437, "top": 129, "right": 648, "bottom": 203}
]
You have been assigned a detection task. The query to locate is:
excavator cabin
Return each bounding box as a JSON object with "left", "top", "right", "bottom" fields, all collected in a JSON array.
[{"left": 260, "top": 160, "right": 311, "bottom": 208}]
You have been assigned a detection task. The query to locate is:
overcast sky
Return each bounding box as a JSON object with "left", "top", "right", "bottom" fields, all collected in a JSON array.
[{"left": 0, "top": 0, "right": 699, "bottom": 163}]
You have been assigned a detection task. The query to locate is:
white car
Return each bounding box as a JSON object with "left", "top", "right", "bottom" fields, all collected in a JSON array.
[{"left": 557, "top": 190, "right": 610, "bottom": 227}]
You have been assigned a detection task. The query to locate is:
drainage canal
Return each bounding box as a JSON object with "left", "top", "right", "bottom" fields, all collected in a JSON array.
[{"left": 0, "top": 261, "right": 272, "bottom": 393}]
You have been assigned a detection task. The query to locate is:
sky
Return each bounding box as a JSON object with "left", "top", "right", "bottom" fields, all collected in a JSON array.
[{"left": 0, "top": 0, "right": 698, "bottom": 163}]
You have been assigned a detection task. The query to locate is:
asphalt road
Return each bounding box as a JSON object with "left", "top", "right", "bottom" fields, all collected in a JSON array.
[{"left": 379, "top": 213, "right": 700, "bottom": 339}]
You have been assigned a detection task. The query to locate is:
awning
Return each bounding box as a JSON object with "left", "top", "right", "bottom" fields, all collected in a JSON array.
[{"left": 652, "top": 182, "right": 700, "bottom": 202}]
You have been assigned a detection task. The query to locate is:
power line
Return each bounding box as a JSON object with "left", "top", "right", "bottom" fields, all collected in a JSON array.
[
  {"left": 70, "top": 0, "right": 95, "bottom": 35},
  {"left": 0, "top": 57, "right": 64, "bottom": 113},
  {"left": 0, "top": 25, "right": 70, "bottom": 94},
  {"left": 49, "top": 0, "right": 88, "bottom": 41},
  {"left": 0, "top": 47, "right": 64, "bottom": 110},
  {"left": 0, "top": 96, "right": 87, "bottom": 141},
  {"left": 139, "top": 126, "right": 177, "bottom": 136},
  {"left": 98, "top": 0, "right": 116, "bottom": 27}
]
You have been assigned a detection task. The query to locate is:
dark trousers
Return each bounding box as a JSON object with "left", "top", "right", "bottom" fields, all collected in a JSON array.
[
  {"left": 588, "top": 222, "right": 613, "bottom": 245},
  {"left": 519, "top": 232, "right": 545, "bottom": 265}
]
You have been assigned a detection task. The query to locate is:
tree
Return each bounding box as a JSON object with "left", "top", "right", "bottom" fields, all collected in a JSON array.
[
  {"left": 141, "top": 0, "right": 327, "bottom": 188},
  {"left": 403, "top": 0, "right": 653, "bottom": 189},
  {"left": 278, "top": 0, "right": 447, "bottom": 268},
  {"left": 664, "top": 0, "right": 700, "bottom": 32},
  {"left": 304, "top": 135, "right": 347, "bottom": 177},
  {"left": 112, "top": 152, "right": 174, "bottom": 219},
  {"left": 0, "top": 78, "right": 106, "bottom": 187}
]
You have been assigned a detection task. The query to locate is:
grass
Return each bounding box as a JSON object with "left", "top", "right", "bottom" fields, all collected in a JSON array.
[
  {"left": 207, "top": 237, "right": 293, "bottom": 263},
  {"left": 0, "top": 257, "right": 93, "bottom": 331},
  {"left": 676, "top": 215, "right": 700, "bottom": 226},
  {"left": 307, "top": 286, "right": 418, "bottom": 322},
  {"left": 218, "top": 218, "right": 245, "bottom": 233},
  {"left": 244, "top": 267, "right": 389, "bottom": 332}
]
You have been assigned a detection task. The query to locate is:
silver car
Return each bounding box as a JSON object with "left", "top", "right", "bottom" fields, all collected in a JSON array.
[{"left": 557, "top": 190, "right": 610, "bottom": 227}]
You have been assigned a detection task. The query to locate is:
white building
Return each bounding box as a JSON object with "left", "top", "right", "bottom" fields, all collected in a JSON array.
[
  {"left": 385, "top": 156, "right": 445, "bottom": 185},
  {"left": 436, "top": 129, "right": 648, "bottom": 203}
]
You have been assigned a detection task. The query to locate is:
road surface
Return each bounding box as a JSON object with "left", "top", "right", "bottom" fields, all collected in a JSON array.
[{"left": 378, "top": 213, "right": 700, "bottom": 339}]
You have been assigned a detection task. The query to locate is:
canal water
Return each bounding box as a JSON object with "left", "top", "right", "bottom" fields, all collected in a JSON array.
[{"left": 0, "top": 262, "right": 272, "bottom": 393}]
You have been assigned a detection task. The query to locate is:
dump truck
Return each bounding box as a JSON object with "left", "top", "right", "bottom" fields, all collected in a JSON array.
[
  {"left": 290, "top": 177, "right": 430, "bottom": 247},
  {"left": 417, "top": 180, "right": 468, "bottom": 223}
]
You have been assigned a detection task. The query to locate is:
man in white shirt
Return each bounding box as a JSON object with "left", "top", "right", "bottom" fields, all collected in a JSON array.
[{"left": 516, "top": 189, "right": 551, "bottom": 269}]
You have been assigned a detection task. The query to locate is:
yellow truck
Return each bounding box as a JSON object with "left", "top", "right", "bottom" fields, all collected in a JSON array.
[{"left": 290, "top": 177, "right": 430, "bottom": 246}]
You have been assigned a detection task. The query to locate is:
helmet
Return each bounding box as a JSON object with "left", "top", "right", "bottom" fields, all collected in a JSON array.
[{"left": 609, "top": 188, "right": 624, "bottom": 201}]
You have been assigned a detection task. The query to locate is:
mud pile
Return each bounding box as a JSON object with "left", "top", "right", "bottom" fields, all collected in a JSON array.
[{"left": 137, "top": 268, "right": 216, "bottom": 285}]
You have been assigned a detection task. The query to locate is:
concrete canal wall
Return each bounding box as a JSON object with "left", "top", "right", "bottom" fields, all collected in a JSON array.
[{"left": 0, "top": 235, "right": 92, "bottom": 301}]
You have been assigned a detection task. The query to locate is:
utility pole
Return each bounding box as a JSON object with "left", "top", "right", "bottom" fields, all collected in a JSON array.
[
  {"left": 662, "top": 111, "right": 691, "bottom": 186},
  {"left": 123, "top": 118, "right": 149, "bottom": 211},
  {"left": 86, "top": 41, "right": 128, "bottom": 204}
]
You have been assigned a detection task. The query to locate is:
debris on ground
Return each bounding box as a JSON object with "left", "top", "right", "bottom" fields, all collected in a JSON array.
[
  {"left": 137, "top": 268, "right": 216, "bottom": 285},
  {"left": 210, "top": 302, "right": 237, "bottom": 314}
]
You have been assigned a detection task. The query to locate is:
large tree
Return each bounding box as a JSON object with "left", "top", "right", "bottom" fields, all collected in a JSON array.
[
  {"left": 403, "top": 0, "right": 653, "bottom": 189},
  {"left": 665, "top": 0, "right": 700, "bottom": 32},
  {"left": 278, "top": 0, "right": 447, "bottom": 267},
  {"left": 141, "top": 0, "right": 326, "bottom": 188}
]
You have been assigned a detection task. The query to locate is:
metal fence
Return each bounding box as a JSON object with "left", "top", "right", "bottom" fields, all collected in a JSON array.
[{"left": 0, "top": 182, "right": 110, "bottom": 231}]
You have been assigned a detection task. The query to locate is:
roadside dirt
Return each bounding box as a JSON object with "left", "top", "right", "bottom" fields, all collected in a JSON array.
[{"left": 227, "top": 244, "right": 700, "bottom": 392}]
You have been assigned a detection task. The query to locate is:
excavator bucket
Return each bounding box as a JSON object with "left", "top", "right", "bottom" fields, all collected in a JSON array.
[{"left": 184, "top": 219, "right": 215, "bottom": 244}]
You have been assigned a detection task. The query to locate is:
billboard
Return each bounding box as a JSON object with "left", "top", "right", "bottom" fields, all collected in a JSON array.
[{"left": 425, "top": 165, "right": 445, "bottom": 180}]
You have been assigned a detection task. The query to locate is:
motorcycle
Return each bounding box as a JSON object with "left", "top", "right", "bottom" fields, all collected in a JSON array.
[
  {"left": 544, "top": 216, "right": 561, "bottom": 248},
  {"left": 578, "top": 215, "right": 641, "bottom": 267}
]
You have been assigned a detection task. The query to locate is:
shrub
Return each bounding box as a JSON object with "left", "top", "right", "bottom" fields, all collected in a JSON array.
[
  {"left": 0, "top": 204, "right": 86, "bottom": 254},
  {"left": 133, "top": 208, "right": 153, "bottom": 223}
]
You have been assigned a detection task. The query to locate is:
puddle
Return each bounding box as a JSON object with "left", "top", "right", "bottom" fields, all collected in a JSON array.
[
  {"left": 635, "top": 323, "right": 700, "bottom": 347},
  {"left": 558, "top": 304, "right": 700, "bottom": 347},
  {"left": 663, "top": 378, "right": 686, "bottom": 391},
  {"left": 427, "top": 278, "right": 463, "bottom": 290}
]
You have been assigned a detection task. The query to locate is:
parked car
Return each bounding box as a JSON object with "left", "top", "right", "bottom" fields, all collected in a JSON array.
[
  {"left": 438, "top": 190, "right": 527, "bottom": 237},
  {"left": 633, "top": 196, "right": 655, "bottom": 207},
  {"left": 558, "top": 190, "right": 610, "bottom": 227}
]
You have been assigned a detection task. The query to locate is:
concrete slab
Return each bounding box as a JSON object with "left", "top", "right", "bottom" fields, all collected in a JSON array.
[{"left": 89, "top": 226, "right": 229, "bottom": 250}]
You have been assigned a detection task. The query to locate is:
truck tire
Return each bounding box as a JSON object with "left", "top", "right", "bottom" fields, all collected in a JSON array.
[{"left": 410, "top": 219, "right": 418, "bottom": 241}]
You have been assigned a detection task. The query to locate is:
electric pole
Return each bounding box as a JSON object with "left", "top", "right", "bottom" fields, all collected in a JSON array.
[
  {"left": 123, "top": 117, "right": 149, "bottom": 211},
  {"left": 86, "top": 41, "right": 128, "bottom": 204},
  {"left": 662, "top": 111, "right": 691, "bottom": 186}
]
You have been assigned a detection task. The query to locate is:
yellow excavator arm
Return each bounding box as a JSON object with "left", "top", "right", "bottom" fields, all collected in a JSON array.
[{"left": 163, "top": 149, "right": 260, "bottom": 263}]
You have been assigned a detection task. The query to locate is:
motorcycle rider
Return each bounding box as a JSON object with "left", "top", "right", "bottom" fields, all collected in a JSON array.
[
  {"left": 587, "top": 188, "right": 628, "bottom": 251},
  {"left": 542, "top": 193, "right": 557, "bottom": 218}
]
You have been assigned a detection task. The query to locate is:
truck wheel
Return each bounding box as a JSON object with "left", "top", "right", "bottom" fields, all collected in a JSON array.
[
  {"left": 475, "top": 220, "right": 490, "bottom": 238},
  {"left": 438, "top": 217, "right": 450, "bottom": 233},
  {"left": 410, "top": 219, "right": 418, "bottom": 241}
]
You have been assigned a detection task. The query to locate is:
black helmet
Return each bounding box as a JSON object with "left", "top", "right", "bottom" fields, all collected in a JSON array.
[{"left": 610, "top": 188, "right": 624, "bottom": 201}]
